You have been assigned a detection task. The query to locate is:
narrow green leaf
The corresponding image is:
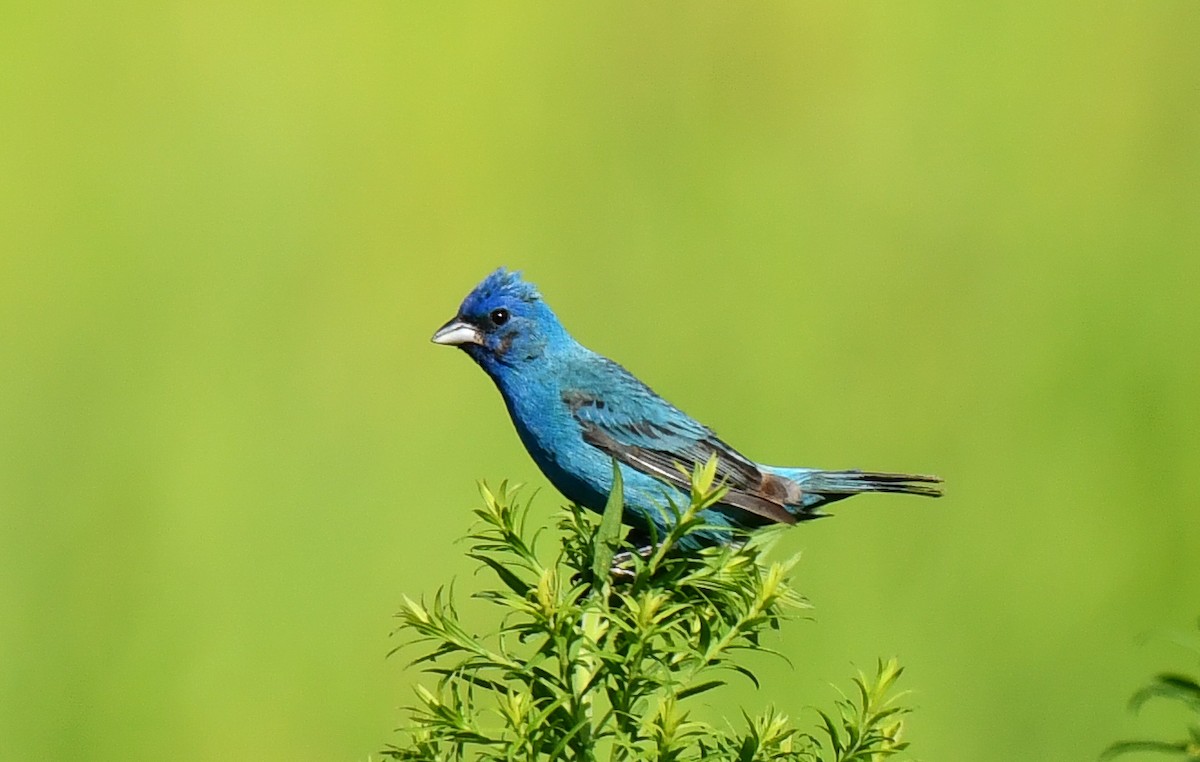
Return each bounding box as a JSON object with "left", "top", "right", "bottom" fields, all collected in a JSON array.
[
  {"left": 1101, "top": 740, "right": 1189, "bottom": 759},
  {"left": 1130, "top": 673, "right": 1200, "bottom": 712},
  {"left": 676, "top": 680, "right": 726, "bottom": 700},
  {"left": 727, "top": 663, "right": 762, "bottom": 689},
  {"left": 468, "top": 553, "right": 531, "bottom": 597},
  {"left": 425, "top": 668, "right": 505, "bottom": 693},
  {"left": 545, "top": 714, "right": 597, "bottom": 760},
  {"left": 591, "top": 458, "right": 625, "bottom": 584}
]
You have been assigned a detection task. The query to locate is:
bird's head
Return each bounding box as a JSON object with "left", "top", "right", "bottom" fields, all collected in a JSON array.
[{"left": 431, "top": 268, "right": 569, "bottom": 374}]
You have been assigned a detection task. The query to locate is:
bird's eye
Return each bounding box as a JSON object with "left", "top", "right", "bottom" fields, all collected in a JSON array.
[{"left": 489, "top": 308, "right": 510, "bottom": 326}]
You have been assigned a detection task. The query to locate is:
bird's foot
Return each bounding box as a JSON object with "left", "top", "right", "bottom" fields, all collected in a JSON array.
[{"left": 609, "top": 545, "right": 654, "bottom": 579}]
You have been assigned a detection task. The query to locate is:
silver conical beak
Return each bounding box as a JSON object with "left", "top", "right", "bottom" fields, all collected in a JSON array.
[{"left": 431, "top": 318, "right": 483, "bottom": 346}]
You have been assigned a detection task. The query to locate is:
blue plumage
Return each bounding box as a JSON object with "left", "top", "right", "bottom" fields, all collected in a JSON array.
[{"left": 432, "top": 268, "right": 942, "bottom": 549}]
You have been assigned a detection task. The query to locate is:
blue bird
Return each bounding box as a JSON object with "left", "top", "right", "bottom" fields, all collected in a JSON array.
[{"left": 432, "top": 269, "right": 942, "bottom": 549}]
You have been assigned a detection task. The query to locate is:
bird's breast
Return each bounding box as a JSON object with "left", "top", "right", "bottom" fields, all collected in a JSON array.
[{"left": 498, "top": 380, "right": 610, "bottom": 510}]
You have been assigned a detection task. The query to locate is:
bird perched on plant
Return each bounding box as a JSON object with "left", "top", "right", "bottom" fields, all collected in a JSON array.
[{"left": 432, "top": 268, "right": 942, "bottom": 549}]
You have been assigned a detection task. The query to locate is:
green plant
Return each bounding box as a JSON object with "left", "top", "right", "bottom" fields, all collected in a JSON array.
[
  {"left": 1104, "top": 620, "right": 1200, "bottom": 761},
  {"left": 384, "top": 459, "right": 912, "bottom": 761}
]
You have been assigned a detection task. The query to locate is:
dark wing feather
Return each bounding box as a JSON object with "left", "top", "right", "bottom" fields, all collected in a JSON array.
[{"left": 562, "top": 379, "right": 799, "bottom": 526}]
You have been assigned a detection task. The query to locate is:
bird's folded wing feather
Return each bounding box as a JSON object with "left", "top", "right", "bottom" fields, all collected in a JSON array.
[{"left": 561, "top": 372, "right": 798, "bottom": 525}]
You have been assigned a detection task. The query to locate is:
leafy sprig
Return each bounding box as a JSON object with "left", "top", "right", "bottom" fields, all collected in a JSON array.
[
  {"left": 385, "top": 459, "right": 912, "bottom": 761},
  {"left": 1105, "top": 620, "right": 1200, "bottom": 761}
]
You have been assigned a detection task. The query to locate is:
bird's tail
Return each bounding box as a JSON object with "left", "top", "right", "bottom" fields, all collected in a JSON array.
[{"left": 767, "top": 467, "right": 943, "bottom": 519}]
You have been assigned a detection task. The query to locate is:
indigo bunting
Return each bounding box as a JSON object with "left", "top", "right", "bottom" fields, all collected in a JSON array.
[{"left": 432, "top": 269, "right": 941, "bottom": 549}]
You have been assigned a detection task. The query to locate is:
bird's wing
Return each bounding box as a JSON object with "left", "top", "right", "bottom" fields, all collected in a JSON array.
[{"left": 562, "top": 369, "right": 799, "bottom": 525}]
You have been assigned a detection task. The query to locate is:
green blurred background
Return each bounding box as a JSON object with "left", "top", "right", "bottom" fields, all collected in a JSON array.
[{"left": 3, "top": 3, "right": 1198, "bottom": 760}]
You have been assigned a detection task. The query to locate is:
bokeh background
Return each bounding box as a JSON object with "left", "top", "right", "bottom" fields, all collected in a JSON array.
[{"left": 3, "top": 3, "right": 1199, "bottom": 760}]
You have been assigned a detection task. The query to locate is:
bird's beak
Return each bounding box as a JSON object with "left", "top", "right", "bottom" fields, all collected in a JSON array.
[{"left": 431, "top": 318, "right": 483, "bottom": 346}]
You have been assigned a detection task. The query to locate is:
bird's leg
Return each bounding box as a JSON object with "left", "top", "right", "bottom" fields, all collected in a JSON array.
[
  {"left": 610, "top": 546, "right": 654, "bottom": 565},
  {"left": 610, "top": 545, "right": 654, "bottom": 579}
]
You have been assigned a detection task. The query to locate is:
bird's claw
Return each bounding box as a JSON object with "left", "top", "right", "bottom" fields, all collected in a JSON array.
[{"left": 609, "top": 545, "right": 654, "bottom": 580}]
